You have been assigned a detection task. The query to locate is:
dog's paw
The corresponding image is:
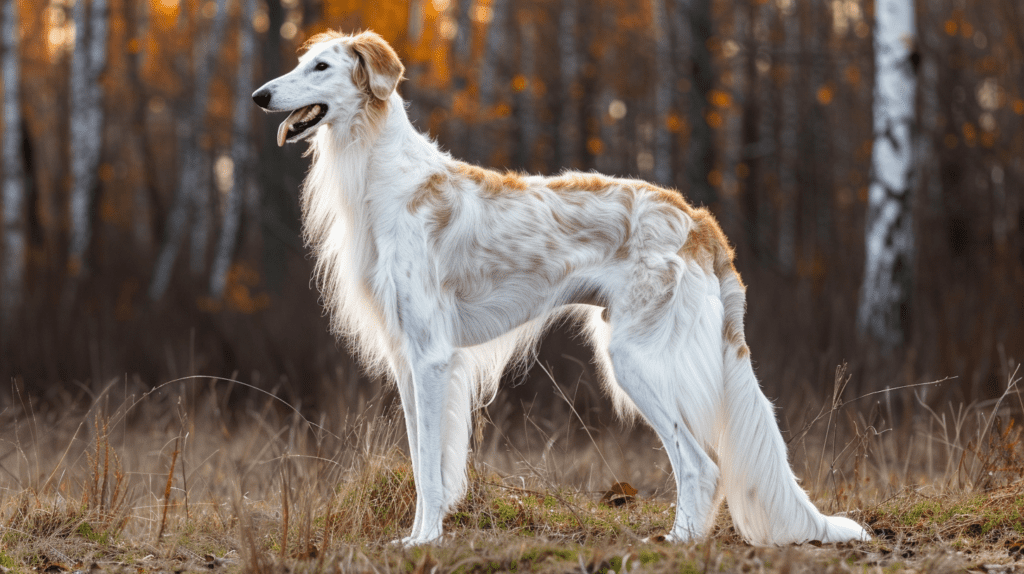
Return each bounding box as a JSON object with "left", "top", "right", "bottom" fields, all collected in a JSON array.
[
  {"left": 642, "top": 528, "right": 699, "bottom": 544},
  {"left": 397, "top": 532, "right": 444, "bottom": 547}
]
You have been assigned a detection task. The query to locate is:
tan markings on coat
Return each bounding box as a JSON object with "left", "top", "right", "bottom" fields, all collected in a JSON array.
[
  {"left": 453, "top": 163, "right": 529, "bottom": 196},
  {"left": 661, "top": 192, "right": 747, "bottom": 348},
  {"left": 550, "top": 210, "right": 583, "bottom": 236},
  {"left": 679, "top": 210, "right": 746, "bottom": 348},
  {"left": 620, "top": 185, "right": 636, "bottom": 213},
  {"left": 430, "top": 205, "right": 454, "bottom": 240},
  {"left": 349, "top": 31, "right": 405, "bottom": 100},
  {"left": 679, "top": 210, "right": 718, "bottom": 273},
  {"left": 724, "top": 319, "right": 745, "bottom": 347},
  {"left": 613, "top": 216, "right": 632, "bottom": 260},
  {"left": 653, "top": 186, "right": 691, "bottom": 213},
  {"left": 301, "top": 30, "right": 347, "bottom": 52},
  {"left": 737, "top": 344, "right": 750, "bottom": 359},
  {"left": 678, "top": 207, "right": 741, "bottom": 280},
  {"left": 547, "top": 173, "right": 612, "bottom": 192},
  {"left": 408, "top": 172, "right": 448, "bottom": 214},
  {"left": 406, "top": 171, "right": 455, "bottom": 242}
]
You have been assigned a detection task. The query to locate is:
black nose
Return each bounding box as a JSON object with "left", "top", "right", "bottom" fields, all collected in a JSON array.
[{"left": 252, "top": 90, "right": 272, "bottom": 108}]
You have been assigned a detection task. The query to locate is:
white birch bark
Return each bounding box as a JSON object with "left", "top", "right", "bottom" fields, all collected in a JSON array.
[
  {"left": 857, "top": 0, "right": 916, "bottom": 348},
  {"left": 150, "top": 0, "right": 229, "bottom": 299},
  {"left": 558, "top": 0, "right": 580, "bottom": 169},
  {"left": 210, "top": 0, "right": 256, "bottom": 298},
  {"left": 2, "top": 0, "right": 25, "bottom": 327},
  {"left": 650, "top": 0, "right": 673, "bottom": 186},
  {"left": 68, "top": 0, "right": 110, "bottom": 274},
  {"left": 408, "top": 0, "right": 424, "bottom": 44},
  {"left": 189, "top": 0, "right": 229, "bottom": 274}
]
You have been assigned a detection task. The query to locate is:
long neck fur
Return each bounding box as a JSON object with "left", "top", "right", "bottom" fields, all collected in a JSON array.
[{"left": 300, "top": 94, "right": 443, "bottom": 378}]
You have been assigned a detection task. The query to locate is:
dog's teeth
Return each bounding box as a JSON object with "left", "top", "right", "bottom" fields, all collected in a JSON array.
[{"left": 277, "top": 105, "right": 322, "bottom": 146}]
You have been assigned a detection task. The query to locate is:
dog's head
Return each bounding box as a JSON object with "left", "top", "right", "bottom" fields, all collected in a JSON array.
[{"left": 252, "top": 31, "right": 404, "bottom": 146}]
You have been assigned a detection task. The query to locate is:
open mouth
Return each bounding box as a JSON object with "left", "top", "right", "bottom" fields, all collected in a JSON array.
[{"left": 276, "top": 104, "right": 329, "bottom": 146}]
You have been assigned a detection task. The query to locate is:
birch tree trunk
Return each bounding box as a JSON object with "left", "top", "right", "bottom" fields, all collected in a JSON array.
[
  {"left": 650, "top": 0, "right": 673, "bottom": 186},
  {"left": 594, "top": 7, "right": 622, "bottom": 177},
  {"left": 403, "top": 0, "right": 425, "bottom": 125},
  {"left": 858, "top": 0, "right": 917, "bottom": 348},
  {"left": 472, "top": 0, "right": 510, "bottom": 165},
  {"left": 673, "top": 0, "right": 714, "bottom": 206},
  {"left": 150, "top": 0, "right": 229, "bottom": 300},
  {"left": 68, "top": 0, "right": 110, "bottom": 275},
  {"left": 721, "top": 1, "right": 747, "bottom": 227},
  {"left": 514, "top": 18, "right": 538, "bottom": 170},
  {"left": 918, "top": 0, "right": 942, "bottom": 214},
  {"left": 557, "top": 0, "right": 580, "bottom": 169},
  {"left": 447, "top": 0, "right": 474, "bottom": 161},
  {"left": 776, "top": 2, "right": 798, "bottom": 273},
  {"left": 210, "top": 0, "right": 256, "bottom": 298},
  {"left": 740, "top": 0, "right": 767, "bottom": 258},
  {"left": 1, "top": 0, "right": 25, "bottom": 329},
  {"left": 189, "top": 0, "right": 229, "bottom": 274},
  {"left": 126, "top": 0, "right": 154, "bottom": 250}
]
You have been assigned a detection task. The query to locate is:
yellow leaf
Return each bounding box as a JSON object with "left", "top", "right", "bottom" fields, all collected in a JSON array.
[
  {"left": 816, "top": 84, "right": 834, "bottom": 105},
  {"left": 600, "top": 481, "right": 638, "bottom": 507}
]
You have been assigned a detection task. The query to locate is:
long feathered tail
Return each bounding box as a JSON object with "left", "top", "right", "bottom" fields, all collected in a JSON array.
[{"left": 715, "top": 263, "right": 870, "bottom": 545}]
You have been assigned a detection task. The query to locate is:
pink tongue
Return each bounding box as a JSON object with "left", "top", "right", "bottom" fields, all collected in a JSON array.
[{"left": 277, "top": 106, "right": 315, "bottom": 147}]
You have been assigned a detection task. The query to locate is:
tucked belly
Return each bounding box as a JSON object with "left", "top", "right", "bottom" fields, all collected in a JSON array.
[{"left": 448, "top": 271, "right": 605, "bottom": 348}]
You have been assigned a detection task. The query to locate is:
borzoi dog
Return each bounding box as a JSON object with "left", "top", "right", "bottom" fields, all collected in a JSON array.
[{"left": 252, "top": 30, "right": 869, "bottom": 546}]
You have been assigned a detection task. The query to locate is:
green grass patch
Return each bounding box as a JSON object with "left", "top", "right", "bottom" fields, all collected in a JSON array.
[{"left": 76, "top": 522, "right": 111, "bottom": 545}]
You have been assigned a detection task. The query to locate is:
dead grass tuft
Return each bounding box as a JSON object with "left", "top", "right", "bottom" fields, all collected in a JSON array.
[{"left": 1, "top": 365, "right": 1024, "bottom": 572}]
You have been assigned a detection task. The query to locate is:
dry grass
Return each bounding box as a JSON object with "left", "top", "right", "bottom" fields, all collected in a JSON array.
[{"left": 2, "top": 365, "right": 1024, "bottom": 573}]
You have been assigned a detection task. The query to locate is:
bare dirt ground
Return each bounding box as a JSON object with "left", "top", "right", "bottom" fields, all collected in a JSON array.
[{"left": 3, "top": 368, "right": 1024, "bottom": 573}]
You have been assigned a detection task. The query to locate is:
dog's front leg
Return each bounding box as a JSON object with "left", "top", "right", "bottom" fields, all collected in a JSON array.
[
  {"left": 393, "top": 369, "right": 424, "bottom": 543},
  {"left": 402, "top": 335, "right": 453, "bottom": 545}
]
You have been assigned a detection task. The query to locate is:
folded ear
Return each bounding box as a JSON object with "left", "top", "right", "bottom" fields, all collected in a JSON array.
[{"left": 351, "top": 32, "right": 405, "bottom": 101}]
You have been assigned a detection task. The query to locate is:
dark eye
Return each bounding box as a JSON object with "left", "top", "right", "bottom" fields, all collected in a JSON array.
[{"left": 314, "top": 62, "right": 329, "bottom": 71}]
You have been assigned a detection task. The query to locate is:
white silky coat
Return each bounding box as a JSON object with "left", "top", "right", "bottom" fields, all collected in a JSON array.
[{"left": 252, "top": 30, "right": 870, "bottom": 546}]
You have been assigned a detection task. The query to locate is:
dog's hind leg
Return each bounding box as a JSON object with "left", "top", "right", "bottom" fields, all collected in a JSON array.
[
  {"left": 607, "top": 333, "right": 721, "bottom": 540},
  {"left": 604, "top": 265, "right": 726, "bottom": 540}
]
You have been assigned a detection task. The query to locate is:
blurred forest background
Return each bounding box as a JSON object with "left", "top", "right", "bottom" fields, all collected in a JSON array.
[{"left": 0, "top": 0, "right": 1021, "bottom": 415}]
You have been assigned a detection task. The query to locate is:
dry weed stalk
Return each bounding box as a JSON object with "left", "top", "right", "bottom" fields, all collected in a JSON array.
[
  {"left": 156, "top": 435, "right": 180, "bottom": 542},
  {"left": 82, "top": 413, "right": 130, "bottom": 536},
  {"left": 280, "top": 466, "right": 289, "bottom": 560}
]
